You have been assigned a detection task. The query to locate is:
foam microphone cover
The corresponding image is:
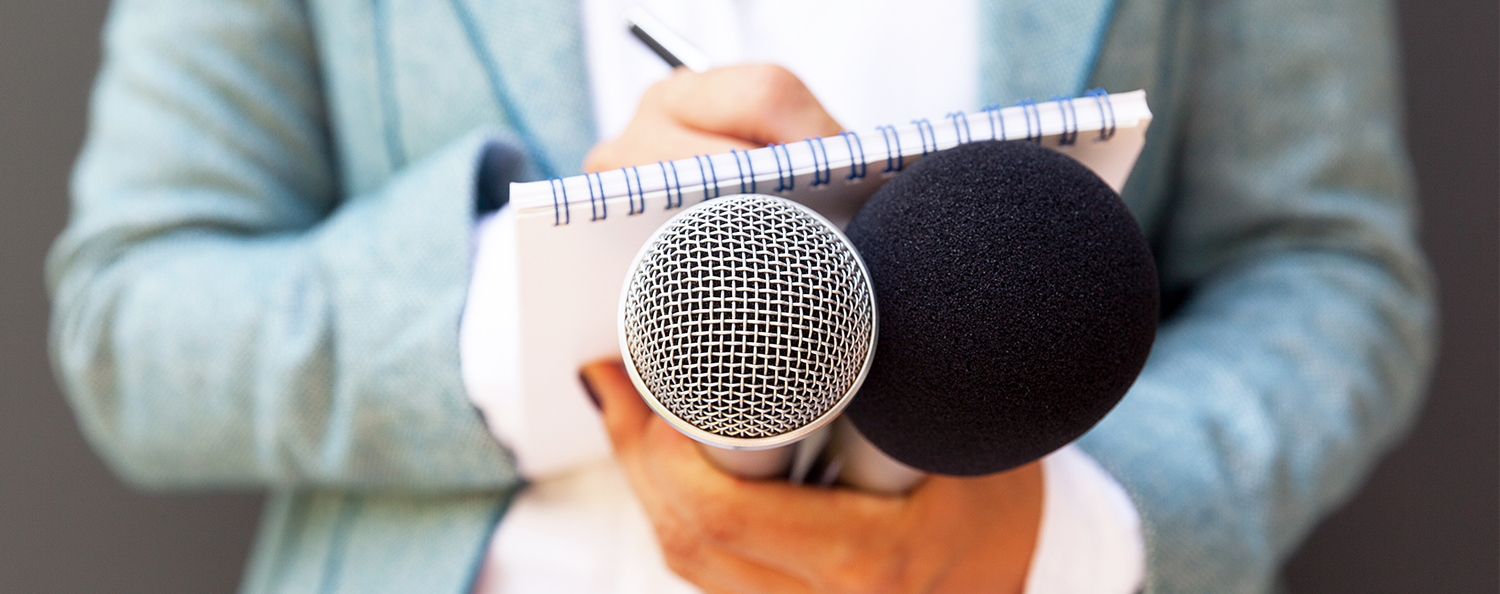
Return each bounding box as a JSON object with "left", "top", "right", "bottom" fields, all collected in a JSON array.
[{"left": 843, "top": 140, "right": 1158, "bottom": 476}]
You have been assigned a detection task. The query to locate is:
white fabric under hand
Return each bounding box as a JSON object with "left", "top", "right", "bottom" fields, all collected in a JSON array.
[{"left": 1026, "top": 445, "right": 1147, "bottom": 594}]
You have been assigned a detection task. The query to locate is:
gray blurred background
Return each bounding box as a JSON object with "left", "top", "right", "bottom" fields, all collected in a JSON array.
[{"left": 1, "top": 2, "right": 1494, "bottom": 592}]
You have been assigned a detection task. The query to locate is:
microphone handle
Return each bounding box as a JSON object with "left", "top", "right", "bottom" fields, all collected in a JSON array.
[
  {"left": 821, "top": 417, "right": 926, "bottom": 494},
  {"left": 695, "top": 419, "right": 924, "bottom": 495},
  {"left": 697, "top": 444, "right": 798, "bottom": 479},
  {"left": 697, "top": 422, "right": 837, "bottom": 482}
]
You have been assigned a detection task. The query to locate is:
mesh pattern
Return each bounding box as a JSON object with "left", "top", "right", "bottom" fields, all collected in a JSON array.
[{"left": 622, "top": 196, "right": 876, "bottom": 439}]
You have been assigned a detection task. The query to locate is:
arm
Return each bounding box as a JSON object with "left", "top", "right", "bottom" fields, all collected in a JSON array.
[
  {"left": 1079, "top": 2, "right": 1435, "bottom": 591},
  {"left": 46, "top": 0, "right": 519, "bottom": 490}
]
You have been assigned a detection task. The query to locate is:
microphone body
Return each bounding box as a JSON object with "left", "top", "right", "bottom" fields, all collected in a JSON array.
[
  {"left": 618, "top": 194, "right": 878, "bottom": 479},
  {"left": 842, "top": 139, "right": 1159, "bottom": 478},
  {"left": 818, "top": 418, "right": 925, "bottom": 493}
]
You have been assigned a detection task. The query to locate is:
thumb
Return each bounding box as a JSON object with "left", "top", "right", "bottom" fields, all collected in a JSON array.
[
  {"left": 580, "top": 359, "right": 653, "bottom": 452},
  {"left": 655, "top": 64, "right": 844, "bottom": 145}
]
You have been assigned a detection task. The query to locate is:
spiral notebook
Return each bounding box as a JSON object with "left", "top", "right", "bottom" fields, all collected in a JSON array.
[{"left": 502, "top": 89, "right": 1153, "bottom": 477}]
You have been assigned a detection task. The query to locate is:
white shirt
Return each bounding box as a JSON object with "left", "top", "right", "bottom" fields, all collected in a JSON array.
[{"left": 462, "top": 1, "right": 1146, "bottom": 592}]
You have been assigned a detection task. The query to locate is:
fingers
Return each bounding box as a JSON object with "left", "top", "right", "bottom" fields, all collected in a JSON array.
[
  {"left": 634, "top": 435, "right": 911, "bottom": 584},
  {"left": 581, "top": 63, "right": 843, "bottom": 172},
  {"left": 582, "top": 361, "right": 816, "bottom": 593},
  {"left": 581, "top": 359, "right": 652, "bottom": 452},
  {"left": 641, "top": 453, "right": 1042, "bottom": 594},
  {"left": 707, "top": 496, "right": 909, "bottom": 592},
  {"left": 584, "top": 125, "right": 758, "bottom": 173},
  {"left": 652, "top": 64, "right": 844, "bottom": 145},
  {"left": 584, "top": 358, "right": 1039, "bottom": 594},
  {"left": 655, "top": 534, "right": 816, "bottom": 594},
  {"left": 583, "top": 360, "right": 905, "bottom": 583},
  {"left": 623, "top": 433, "right": 823, "bottom": 594},
  {"left": 916, "top": 466, "right": 1043, "bottom": 594}
]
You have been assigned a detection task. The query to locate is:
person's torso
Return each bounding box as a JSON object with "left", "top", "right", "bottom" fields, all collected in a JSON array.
[{"left": 248, "top": 1, "right": 1196, "bottom": 591}]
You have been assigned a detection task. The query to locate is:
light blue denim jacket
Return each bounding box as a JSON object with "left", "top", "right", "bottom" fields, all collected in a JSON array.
[{"left": 47, "top": 0, "right": 1434, "bottom": 592}]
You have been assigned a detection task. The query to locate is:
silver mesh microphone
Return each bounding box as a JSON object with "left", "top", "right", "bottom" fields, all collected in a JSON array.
[{"left": 619, "top": 194, "right": 878, "bottom": 478}]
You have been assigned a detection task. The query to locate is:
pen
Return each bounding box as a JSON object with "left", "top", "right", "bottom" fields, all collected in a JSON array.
[{"left": 625, "top": 7, "right": 713, "bottom": 73}]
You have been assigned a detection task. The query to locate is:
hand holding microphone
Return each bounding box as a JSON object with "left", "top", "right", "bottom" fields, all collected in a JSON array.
[{"left": 584, "top": 360, "right": 1042, "bottom": 594}]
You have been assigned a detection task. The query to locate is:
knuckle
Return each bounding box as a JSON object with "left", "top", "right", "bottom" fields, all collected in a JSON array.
[
  {"left": 682, "top": 481, "right": 727, "bottom": 515},
  {"left": 656, "top": 521, "right": 697, "bottom": 561},
  {"left": 645, "top": 73, "right": 698, "bottom": 114},
  {"left": 581, "top": 144, "right": 610, "bottom": 173},
  {"left": 661, "top": 551, "right": 696, "bottom": 579},
  {"left": 749, "top": 63, "right": 801, "bottom": 93},
  {"left": 743, "top": 64, "right": 804, "bottom": 109},
  {"left": 820, "top": 555, "right": 910, "bottom": 594},
  {"left": 659, "top": 536, "right": 705, "bottom": 584},
  {"left": 642, "top": 77, "right": 676, "bottom": 104},
  {"left": 693, "top": 501, "right": 742, "bottom": 544}
]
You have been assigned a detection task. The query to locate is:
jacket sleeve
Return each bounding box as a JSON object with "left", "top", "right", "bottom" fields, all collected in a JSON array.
[
  {"left": 46, "top": 0, "right": 521, "bottom": 491},
  {"left": 1078, "top": 2, "right": 1436, "bottom": 592}
]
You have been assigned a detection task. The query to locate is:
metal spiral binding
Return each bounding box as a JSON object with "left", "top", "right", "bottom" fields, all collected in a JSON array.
[
  {"left": 946, "top": 111, "right": 973, "bottom": 145},
  {"left": 692, "top": 155, "right": 710, "bottom": 202},
  {"left": 659, "top": 160, "right": 683, "bottom": 210},
  {"left": 839, "top": 131, "right": 866, "bottom": 180},
  {"left": 731, "top": 149, "right": 756, "bottom": 194},
  {"left": 622, "top": 168, "right": 635, "bottom": 216},
  {"left": 692, "top": 154, "right": 720, "bottom": 201},
  {"left": 549, "top": 178, "right": 570, "bottom": 226},
  {"left": 981, "top": 104, "right": 1007, "bottom": 141},
  {"left": 1017, "top": 98, "right": 1041, "bottom": 143},
  {"left": 623, "top": 166, "right": 645, "bottom": 215},
  {"left": 803, "top": 138, "right": 821, "bottom": 186},
  {"left": 587, "top": 171, "right": 607, "bottom": 221},
  {"left": 771, "top": 143, "right": 794, "bottom": 192},
  {"left": 633, "top": 167, "right": 646, "bottom": 212},
  {"left": 812, "top": 136, "right": 832, "bottom": 186},
  {"left": 546, "top": 90, "right": 1123, "bottom": 225},
  {"left": 817, "top": 136, "right": 833, "bottom": 184},
  {"left": 912, "top": 118, "right": 936, "bottom": 158},
  {"left": 1084, "top": 88, "right": 1116, "bottom": 141},
  {"left": 1051, "top": 95, "right": 1079, "bottom": 146},
  {"left": 876, "top": 124, "right": 903, "bottom": 173}
]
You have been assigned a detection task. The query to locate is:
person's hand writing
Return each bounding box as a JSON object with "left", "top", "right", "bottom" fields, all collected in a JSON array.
[
  {"left": 582, "top": 360, "right": 1043, "bottom": 594},
  {"left": 582, "top": 64, "right": 844, "bottom": 173}
]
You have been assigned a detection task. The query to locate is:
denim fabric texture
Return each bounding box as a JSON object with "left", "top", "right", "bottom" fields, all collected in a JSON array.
[{"left": 46, "top": 0, "right": 1434, "bottom": 592}]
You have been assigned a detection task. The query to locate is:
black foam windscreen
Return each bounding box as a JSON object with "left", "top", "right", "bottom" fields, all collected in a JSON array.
[{"left": 843, "top": 140, "right": 1158, "bottom": 476}]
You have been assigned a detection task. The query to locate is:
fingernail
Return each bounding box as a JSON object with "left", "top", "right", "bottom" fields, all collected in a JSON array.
[{"left": 579, "top": 371, "right": 603, "bottom": 411}]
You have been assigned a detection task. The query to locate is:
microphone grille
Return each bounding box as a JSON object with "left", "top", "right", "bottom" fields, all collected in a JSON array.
[{"left": 621, "top": 195, "right": 876, "bottom": 442}]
